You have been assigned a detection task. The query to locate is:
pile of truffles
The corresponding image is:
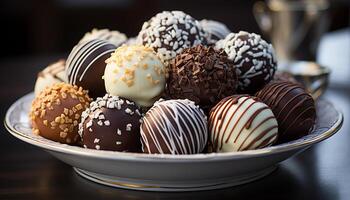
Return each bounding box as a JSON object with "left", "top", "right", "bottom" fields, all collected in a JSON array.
[{"left": 30, "top": 10, "right": 316, "bottom": 155}]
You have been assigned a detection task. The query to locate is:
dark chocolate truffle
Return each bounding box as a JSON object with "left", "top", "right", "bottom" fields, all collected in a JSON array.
[
  {"left": 209, "top": 95, "right": 278, "bottom": 152},
  {"left": 256, "top": 81, "right": 316, "bottom": 142},
  {"left": 167, "top": 45, "right": 237, "bottom": 111},
  {"left": 216, "top": 31, "right": 277, "bottom": 94},
  {"left": 30, "top": 83, "right": 92, "bottom": 144},
  {"left": 140, "top": 99, "right": 208, "bottom": 154},
  {"left": 273, "top": 71, "right": 297, "bottom": 83},
  {"left": 79, "top": 94, "right": 142, "bottom": 152},
  {"left": 138, "top": 11, "right": 207, "bottom": 64},
  {"left": 66, "top": 39, "right": 116, "bottom": 98}
]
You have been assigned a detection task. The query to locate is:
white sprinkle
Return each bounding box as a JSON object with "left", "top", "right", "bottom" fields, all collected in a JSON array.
[
  {"left": 116, "top": 141, "right": 122, "bottom": 145},
  {"left": 95, "top": 145, "right": 100, "bottom": 150},
  {"left": 97, "top": 121, "right": 103, "bottom": 126},
  {"left": 104, "top": 120, "right": 110, "bottom": 126},
  {"left": 94, "top": 138, "right": 100, "bottom": 143},
  {"left": 117, "top": 129, "right": 122, "bottom": 135},
  {"left": 126, "top": 123, "right": 132, "bottom": 131}
]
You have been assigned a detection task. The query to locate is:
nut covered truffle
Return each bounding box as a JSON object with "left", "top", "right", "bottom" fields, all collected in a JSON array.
[
  {"left": 66, "top": 39, "right": 116, "bottom": 98},
  {"left": 140, "top": 99, "right": 208, "bottom": 154},
  {"left": 30, "top": 83, "right": 92, "bottom": 144},
  {"left": 216, "top": 31, "right": 277, "bottom": 94},
  {"left": 79, "top": 94, "right": 142, "bottom": 152},
  {"left": 209, "top": 95, "right": 278, "bottom": 152},
  {"left": 138, "top": 11, "right": 207, "bottom": 64},
  {"left": 167, "top": 45, "right": 237, "bottom": 111},
  {"left": 256, "top": 81, "right": 316, "bottom": 142},
  {"left": 34, "top": 59, "right": 67, "bottom": 96},
  {"left": 104, "top": 45, "right": 167, "bottom": 107}
]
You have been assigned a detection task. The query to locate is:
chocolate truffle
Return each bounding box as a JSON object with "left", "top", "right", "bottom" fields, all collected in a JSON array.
[
  {"left": 34, "top": 59, "right": 67, "bottom": 96},
  {"left": 200, "top": 19, "right": 231, "bottom": 44},
  {"left": 79, "top": 28, "right": 127, "bottom": 47},
  {"left": 66, "top": 39, "right": 116, "bottom": 98},
  {"left": 216, "top": 31, "right": 277, "bottom": 94},
  {"left": 256, "top": 81, "right": 316, "bottom": 142},
  {"left": 209, "top": 95, "right": 278, "bottom": 152},
  {"left": 30, "top": 83, "right": 92, "bottom": 144},
  {"left": 104, "top": 45, "right": 167, "bottom": 107},
  {"left": 273, "top": 71, "right": 298, "bottom": 83},
  {"left": 79, "top": 94, "right": 142, "bottom": 152},
  {"left": 138, "top": 11, "right": 207, "bottom": 64},
  {"left": 140, "top": 99, "right": 208, "bottom": 154},
  {"left": 167, "top": 45, "right": 237, "bottom": 111}
]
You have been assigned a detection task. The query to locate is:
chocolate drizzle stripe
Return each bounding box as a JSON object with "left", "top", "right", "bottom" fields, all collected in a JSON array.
[
  {"left": 140, "top": 100, "right": 207, "bottom": 154},
  {"left": 236, "top": 116, "right": 276, "bottom": 151},
  {"left": 219, "top": 97, "right": 250, "bottom": 150},
  {"left": 280, "top": 105, "right": 315, "bottom": 136},
  {"left": 244, "top": 126, "right": 278, "bottom": 150}
]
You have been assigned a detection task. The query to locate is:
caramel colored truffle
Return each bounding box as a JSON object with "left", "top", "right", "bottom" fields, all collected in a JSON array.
[{"left": 30, "top": 83, "right": 92, "bottom": 144}]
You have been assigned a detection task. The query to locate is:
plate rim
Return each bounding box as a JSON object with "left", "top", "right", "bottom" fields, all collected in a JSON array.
[{"left": 4, "top": 92, "right": 344, "bottom": 163}]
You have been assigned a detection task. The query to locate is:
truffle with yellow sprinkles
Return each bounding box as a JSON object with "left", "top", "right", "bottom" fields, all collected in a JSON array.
[
  {"left": 29, "top": 83, "right": 92, "bottom": 144},
  {"left": 104, "top": 45, "right": 167, "bottom": 107}
]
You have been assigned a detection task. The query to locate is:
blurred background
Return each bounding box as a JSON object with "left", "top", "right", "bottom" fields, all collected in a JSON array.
[{"left": 0, "top": 0, "right": 348, "bottom": 58}]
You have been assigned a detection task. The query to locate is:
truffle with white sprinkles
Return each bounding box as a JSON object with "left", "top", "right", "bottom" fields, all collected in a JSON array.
[
  {"left": 216, "top": 31, "right": 277, "bottom": 94},
  {"left": 140, "top": 99, "right": 208, "bottom": 154},
  {"left": 138, "top": 11, "right": 207, "bottom": 64},
  {"left": 79, "top": 94, "right": 142, "bottom": 152}
]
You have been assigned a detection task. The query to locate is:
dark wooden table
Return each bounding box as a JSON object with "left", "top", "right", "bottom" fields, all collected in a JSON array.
[{"left": 0, "top": 55, "right": 349, "bottom": 200}]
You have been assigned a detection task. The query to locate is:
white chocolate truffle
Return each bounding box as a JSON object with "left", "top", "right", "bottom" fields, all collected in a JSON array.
[
  {"left": 79, "top": 28, "right": 127, "bottom": 47},
  {"left": 104, "top": 45, "right": 167, "bottom": 107},
  {"left": 209, "top": 95, "right": 278, "bottom": 152},
  {"left": 34, "top": 59, "right": 67, "bottom": 96},
  {"left": 200, "top": 19, "right": 231, "bottom": 44}
]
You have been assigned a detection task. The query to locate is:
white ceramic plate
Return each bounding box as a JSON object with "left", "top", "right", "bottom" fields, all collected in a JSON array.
[{"left": 4, "top": 93, "right": 343, "bottom": 191}]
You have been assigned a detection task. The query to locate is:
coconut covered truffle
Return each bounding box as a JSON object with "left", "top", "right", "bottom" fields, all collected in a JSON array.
[
  {"left": 167, "top": 45, "right": 237, "bottom": 111},
  {"left": 209, "top": 95, "right": 278, "bottom": 152},
  {"left": 79, "top": 94, "right": 142, "bottom": 152},
  {"left": 34, "top": 59, "right": 67, "bottom": 96},
  {"left": 30, "top": 83, "right": 92, "bottom": 144},
  {"left": 79, "top": 28, "right": 127, "bottom": 47},
  {"left": 104, "top": 45, "right": 167, "bottom": 107},
  {"left": 138, "top": 11, "right": 207, "bottom": 64},
  {"left": 216, "top": 31, "right": 277, "bottom": 94},
  {"left": 140, "top": 99, "right": 208, "bottom": 154}
]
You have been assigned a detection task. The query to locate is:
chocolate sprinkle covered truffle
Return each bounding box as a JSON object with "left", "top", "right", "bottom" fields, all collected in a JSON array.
[
  {"left": 256, "top": 81, "right": 316, "bottom": 142},
  {"left": 138, "top": 11, "right": 207, "bottom": 64},
  {"left": 200, "top": 19, "right": 231, "bottom": 44},
  {"left": 140, "top": 99, "right": 208, "bottom": 154},
  {"left": 34, "top": 59, "right": 67, "bottom": 96},
  {"left": 209, "top": 95, "right": 278, "bottom": 152},
  {"left": 30, "top": 83, "right": 92, "bottom": 144},
  {"left": 66, "top": 39, "right": 116, "bottom": 98},
  {"left": 104, "top": 45, "right": 167, "bottom": 107},
  {"left": 167, "top": 45, "right": 237, "bottom": 111},
  {"left": 79, "top": 94, "right": 142, "bottom": 152},
  {"left": 79, "top": 28, "right": 127, "bottom": 47},
  {"left": 216, "top": 31, "right": 277, "bottom": 94}
]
